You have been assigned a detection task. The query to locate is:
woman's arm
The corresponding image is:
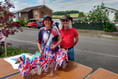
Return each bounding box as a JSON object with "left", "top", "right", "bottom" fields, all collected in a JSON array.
[
  {"left": 37, "top": 43, "right": 43, "bottom": 54},
  {"left": 56, "top": 36, "right": 62, "bottom": 47},
  {"left": 73, "top": 28, "right": 79, "bottom": 46},
  {"left": 50, "top": 36, "right": 62, "bottom": 49},
  {"left": 74, "top": 36, "right": 79, "bottom": 46}
]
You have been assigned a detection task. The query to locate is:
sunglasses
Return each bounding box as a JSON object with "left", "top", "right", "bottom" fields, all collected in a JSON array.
[{"left": 61, "top": 19, "right": 69, "bottom": 22}]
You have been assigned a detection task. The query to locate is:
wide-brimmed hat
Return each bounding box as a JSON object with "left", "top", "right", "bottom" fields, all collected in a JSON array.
[
  {"left": 60, "top": 15, "right": 72, "bottom": 21},
  {"left": 43, "top": 15, "right": 52, "bottom": 20}
]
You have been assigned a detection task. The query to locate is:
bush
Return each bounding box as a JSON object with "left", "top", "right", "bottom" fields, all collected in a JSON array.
[
  {"left": 103, "top": 22, "right": 115, "bottom": 32},
  {"left": 18, "top": 19, "right": 30, "bottom": 27},
  {"left": 9, "top": 19, "right": 14, "bottom": 22},
  {"left": 18, "top": 18, "right": 25, "bottom": 26},
  {"left": 0, "top": 47, "right": 29, "bottom": 58}
]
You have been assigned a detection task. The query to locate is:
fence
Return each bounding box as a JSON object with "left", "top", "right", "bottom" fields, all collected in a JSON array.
[{"left": 72, "top": 22, "right": 104, "bottom": 30}]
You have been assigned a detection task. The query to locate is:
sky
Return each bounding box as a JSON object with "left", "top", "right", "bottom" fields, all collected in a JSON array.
[{"left": 0, "top": 0, "right": 118, "bottom": 13}]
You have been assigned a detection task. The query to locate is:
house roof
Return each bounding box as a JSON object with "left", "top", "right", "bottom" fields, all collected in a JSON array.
[
  {"left": 105, "top": 7, "right": 118, "bottom": 11},
  {"left": 16, "top": 5, "right": 52, "bottom": 13}
]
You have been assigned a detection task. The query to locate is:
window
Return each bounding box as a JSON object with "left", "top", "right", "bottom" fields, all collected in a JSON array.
[
  {"left": 34, "top": 11, "right": 38, "bottom": 16},
  {"left": 19, "top": 12, "right": 21, "bottom": 17}
]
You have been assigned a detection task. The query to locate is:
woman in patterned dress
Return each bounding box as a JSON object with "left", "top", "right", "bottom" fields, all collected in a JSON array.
[{"left": 37, "top": 15, "right": 62, "bottom": 76}]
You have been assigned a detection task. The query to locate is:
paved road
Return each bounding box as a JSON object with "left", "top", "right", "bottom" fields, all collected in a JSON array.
[{"left": 7, "top": 28, "right": 118, "bottom": 74}]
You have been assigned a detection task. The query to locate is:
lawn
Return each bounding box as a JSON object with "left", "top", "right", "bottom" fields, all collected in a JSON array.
[
  {"left": 0, "top": 47, "right": 30, "bottom": 58},
  {"left": 53, "top": 13, "right": 79, "bottom": 18},
  {"left": 52, "top": 13, "right": 88, "bottom": 18}
]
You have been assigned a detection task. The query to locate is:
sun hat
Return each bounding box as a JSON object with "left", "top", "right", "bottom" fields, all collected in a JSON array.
[
  {"left": 60, "top": 15, "right": 73, "bottom": 21},
  {"left": 43, "top": 15, "right": 52, "bottom": 20}
]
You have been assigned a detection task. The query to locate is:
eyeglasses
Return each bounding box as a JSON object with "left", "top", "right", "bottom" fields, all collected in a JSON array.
[{"left": 61, "top": 19, "right": 69, "bottom": 22}]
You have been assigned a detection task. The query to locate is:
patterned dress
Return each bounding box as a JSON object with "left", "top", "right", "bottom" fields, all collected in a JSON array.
[{"left": 38, "top": 26, "right": 60, "bottom": 66}]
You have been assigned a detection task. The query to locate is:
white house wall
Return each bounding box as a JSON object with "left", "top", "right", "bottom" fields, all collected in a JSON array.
[{"left": 108, "top": 12, "right": 115, "bottom": 23}]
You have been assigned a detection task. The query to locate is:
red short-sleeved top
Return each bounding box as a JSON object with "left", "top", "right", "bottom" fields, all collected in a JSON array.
[{"left": 59, "top": 27, "right": 78, "bottom": 49}]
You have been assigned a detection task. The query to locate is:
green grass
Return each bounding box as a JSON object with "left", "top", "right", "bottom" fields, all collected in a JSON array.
[
  {"left": 52, "top": 13, "right": 79, "bottom": 18},
  {"left": 53, "top": 15, "right": 62, "bottom": 18},
  {"left": 52, "top": 13, "right": 88, "bottom": 18},
  {"left": 0, "top": 47, "right": 30, "bottom": 58},
  {"left": 69, "top": 13, "right": 79, "bottom": 17}
]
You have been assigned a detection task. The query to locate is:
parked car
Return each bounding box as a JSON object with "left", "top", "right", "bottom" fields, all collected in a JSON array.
[
  {"left": 27, "top": 21, "right": 44, "bottom": 28},
  {"left": 27, "top": 22, "right": 37, "bottom": 28},
  {"left": 37, "top": 22, "right": 44, "bottom": 29}
]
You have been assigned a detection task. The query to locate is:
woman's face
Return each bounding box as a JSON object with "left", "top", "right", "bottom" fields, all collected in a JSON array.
[
  {"left": 61, "top": 19, "right": 69, "bottom": 27},
  {"left": 44, "top": 18, "right": 52, "bottom": 27}
]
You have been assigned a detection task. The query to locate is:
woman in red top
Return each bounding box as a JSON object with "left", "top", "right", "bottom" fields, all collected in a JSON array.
[{"left": 59, "top": 15, "right": 79, "bottom": 61}]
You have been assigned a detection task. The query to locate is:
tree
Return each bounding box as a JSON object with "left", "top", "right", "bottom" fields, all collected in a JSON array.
[
  {"left": 87, "top": 2, "right": 109, "bottom": 22},
  {"left": 78, "top": 12, "right": 85, "bottom": 17},
  {"left": 53, "top": 10, "right": 79, "bottom": 15},
  {"left": 0, "top": 0, "right": 22, "bottom": 37},
  {"left": 114, "top": 11, "right": 118, "bottom": 22}
]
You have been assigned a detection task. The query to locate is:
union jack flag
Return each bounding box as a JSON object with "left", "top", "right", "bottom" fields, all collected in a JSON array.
[
  {"left": 47, "top": 54, "right": 56, "bottom": 65},
  {"left": 30, "top": 58, "right": 37, "bottom": 70},
  {"left": 18, "top": 58, "right": 30, "bottom": 77},
  {"left": 56, "top": 49, "right": 68, "bottom": 66},
  {"left": 38, "top": 55, "right": 48, "bottom": 70}
]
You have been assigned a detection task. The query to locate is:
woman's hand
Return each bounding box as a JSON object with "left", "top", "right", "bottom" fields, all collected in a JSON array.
[
  {"left": 37, "top": 43, "right": 43, "bottom": 54},
  {"left": 40, "top": 50, "right": 43, "bottom": 54},
  {"left": 50, "top": 44, "right": 57, "bottom": 49},
  {"left": 50, "top": 36, "right": 62, "bottom": 49}
]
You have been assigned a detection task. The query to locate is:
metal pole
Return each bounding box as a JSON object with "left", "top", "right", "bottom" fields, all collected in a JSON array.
[
  {"left": 4, "top": 42, "right": 7, "bottom": 57},
  {"left": 43, "top": 0, "right": 45, "bottom": 5}
]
